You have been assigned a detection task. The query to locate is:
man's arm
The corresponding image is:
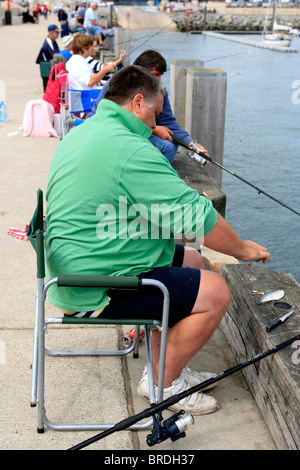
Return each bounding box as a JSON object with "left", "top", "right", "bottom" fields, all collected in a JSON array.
[
  {"left": 87, "top": 62, "right": 116, "bottom": 87},
  {"left": 156, "top": 92, "right": 191, "bottom": 144},
  {"left": 156, "top": 92, "right": 208, "bottom": 153},
  {"left": 203, "top": 213, "right": 270, "bottom": 264},
  {"left": 90, "top": 11, "right": 106, "bottom": 28},
  {"left": 91, "top": 19, "right": 106, "bottom": 28}
]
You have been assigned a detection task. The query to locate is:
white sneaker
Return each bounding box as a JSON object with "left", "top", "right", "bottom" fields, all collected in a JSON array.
[
  {"left": 181, "top": 366, "right": 218, "bottom": 390},
  {"left": 140, "top": 365, "right": 218, "bottom": 389},
  {"left": 137, "top": 367, "right": 218, "bottom": 416}
]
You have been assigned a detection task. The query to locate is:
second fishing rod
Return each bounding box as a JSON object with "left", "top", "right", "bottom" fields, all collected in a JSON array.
[
  {"left": 68, "top": 333, "right": 299, "bottom": 450},
  {"left": 171, "top": 135, "right": 300, "bottom": 217}
]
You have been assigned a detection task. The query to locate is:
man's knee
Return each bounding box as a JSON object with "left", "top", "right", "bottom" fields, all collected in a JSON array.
[
  {"left": 210, "top": 273, "right": 231, "bottom": 314},
  {"left": 192, "top": 270, "right": 231, "bottom": 315}
]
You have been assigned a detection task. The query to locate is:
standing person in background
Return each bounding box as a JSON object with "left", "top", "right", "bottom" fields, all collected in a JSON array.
[
  {"left": 36, "top": 24, "right": 60, "bottom": 63},
  {"left": 58, "top": 5, "right": 68, "bottom": 28},
  {"left": 34, "top": 3, "right": 40, "bottom": 22},
  {"left": 42, "top": 5, "right": 48, "bottom": 20},
  {"left": 76, "top": 3, "right": 86, "bottom": 25}
]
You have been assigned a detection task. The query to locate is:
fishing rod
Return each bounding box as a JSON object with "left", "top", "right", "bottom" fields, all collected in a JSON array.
[
  {"left": 172, "top": 135, "right": 300, "bottom": 217},
  {"left": 68, "top": 333, "right": 299, "bottom": 450}
]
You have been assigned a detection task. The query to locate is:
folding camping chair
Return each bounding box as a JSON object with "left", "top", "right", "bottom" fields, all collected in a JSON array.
[
  {"left": 60, "top": 87, "right": 101, "bottom": 139},
  {"left": 28, "top": 189, "right": 170, "bottom": 433}
]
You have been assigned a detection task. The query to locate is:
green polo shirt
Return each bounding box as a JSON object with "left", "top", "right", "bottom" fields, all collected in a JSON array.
[{"left": 45, "top": 99, "right": 217, "bottom": 311}]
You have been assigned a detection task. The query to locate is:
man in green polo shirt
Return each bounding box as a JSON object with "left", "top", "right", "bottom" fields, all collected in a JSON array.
[{"left": 45, "top": 65, "right": 270, "bottom": 415}]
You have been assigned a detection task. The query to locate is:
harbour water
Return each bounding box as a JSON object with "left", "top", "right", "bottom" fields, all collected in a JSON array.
[{"left": 129, "top": 30, "right": 300, "bottom": 283}]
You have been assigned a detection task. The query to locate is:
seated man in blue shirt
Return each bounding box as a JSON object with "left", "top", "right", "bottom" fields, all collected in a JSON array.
[{"left": 87, "top": 50, "right": 207, "bottom": 164}]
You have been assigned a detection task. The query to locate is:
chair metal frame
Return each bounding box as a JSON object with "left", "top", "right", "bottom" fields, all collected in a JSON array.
[{"left": 28, "top": 190, "right": 170, "bottom": 433}]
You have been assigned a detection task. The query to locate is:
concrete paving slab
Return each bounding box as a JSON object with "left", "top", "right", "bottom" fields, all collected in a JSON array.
[{"left": 0, "top": 328, "right": 134, "bottom": 450}]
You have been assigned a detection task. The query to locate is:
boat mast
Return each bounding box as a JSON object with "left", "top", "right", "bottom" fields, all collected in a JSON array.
[
  {"left": 272, "top": 0, "right": 278, "bottom": 32},
  {"left": 263, "top": 0, "right": 271, "bottom": 35}
]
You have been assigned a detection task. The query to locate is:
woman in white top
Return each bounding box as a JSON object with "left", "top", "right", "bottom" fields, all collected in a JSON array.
[{"left": 66, "top": 34, "right": 125, "bottom": 90}]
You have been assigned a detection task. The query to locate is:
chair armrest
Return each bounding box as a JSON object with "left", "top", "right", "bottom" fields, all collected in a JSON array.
[{"left": 57, "top": 274, "right": 140, "bottom": 289}]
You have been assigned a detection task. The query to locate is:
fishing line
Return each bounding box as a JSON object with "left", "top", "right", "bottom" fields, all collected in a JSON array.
[
  {"left": 172, "top": 135, "right": 300, "bottom": 217},
  {"left": 204, "top": 51, "right": 250, "bottom": 63},
  {"left": 105, "top": 26, "right": 173, "bottom": 52},
  {"left": 119, "top": 22, "right": 175, "bottom": 64}
]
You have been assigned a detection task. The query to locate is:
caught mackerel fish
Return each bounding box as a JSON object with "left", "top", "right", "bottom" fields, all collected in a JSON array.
[{"left": 258, "top": 290, "right": 284, "bottom": 304}]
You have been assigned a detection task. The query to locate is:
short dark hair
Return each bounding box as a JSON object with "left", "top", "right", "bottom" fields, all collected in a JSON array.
[
  {"left": 133, "top": 50, "right": 167, "bottom": 74},
  {"left": 104, "top": 65, "right": 165, "bottom": 107}
]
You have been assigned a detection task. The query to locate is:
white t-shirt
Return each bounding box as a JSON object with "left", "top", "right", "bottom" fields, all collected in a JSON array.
[
  {"left": 83, "top": 7, "right": 96, "bottom": 29},
  {"left": 66, "top": 54, "right": 96, "bottom": 90}
]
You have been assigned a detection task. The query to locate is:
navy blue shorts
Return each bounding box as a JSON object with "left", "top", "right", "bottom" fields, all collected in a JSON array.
[{"left": 101, "top": 244, "right": 201, "bottom": 328}]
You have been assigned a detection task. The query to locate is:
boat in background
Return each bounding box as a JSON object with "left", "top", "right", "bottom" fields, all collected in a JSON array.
[
  {"left": 262, "top": 1, "right": 293, "bottom": 47},
  {"left": 290, "top": 27, "right": 300, "bottom": 37}
]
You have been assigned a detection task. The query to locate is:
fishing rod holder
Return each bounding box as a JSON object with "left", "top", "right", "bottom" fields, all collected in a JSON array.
[{"left": 146, "top": 410, "right": 194, "bottom": 447}]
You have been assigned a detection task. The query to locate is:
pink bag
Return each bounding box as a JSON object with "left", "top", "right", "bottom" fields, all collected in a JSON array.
[
  {"left": 22, "top": 99, "right": 58, "bottom": 137},
  {"left": 43, "top": 63, "right": 68, "bottom": 114}
]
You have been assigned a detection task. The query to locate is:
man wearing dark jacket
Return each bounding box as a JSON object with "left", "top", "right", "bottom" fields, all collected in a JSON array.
[
  {"left": 36, "top": 24, "right": 60, "bottom": 63},
  {"left": 87, "top": 50, "right": 207, "bottom": 163}
]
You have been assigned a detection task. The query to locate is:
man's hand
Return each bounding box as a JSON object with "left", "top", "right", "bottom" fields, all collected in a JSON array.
[
  {"left": 189, "top": 140, "right": 208, "bottom": 156},
  {"left": 152, "top": 126, "right": 173, "bottom": 141},
  {"left": 238, "top": 240, "right": 270, "bottom": 264},
  {"left": 113, "top": 50, "right": 126, "bottom": 67},
  {"left": 102, "top": 62, "right": 116, "bottom": 74},
  {"left": 118, "top": 49, "right": 126, "bottom": 61}
]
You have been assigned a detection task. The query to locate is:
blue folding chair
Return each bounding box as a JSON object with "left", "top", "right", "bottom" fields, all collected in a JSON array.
[
  {"left": 68, "top": 88, "right": 101, "bottom": 114},
  {"left": 60, "top": 87, "right": 102, "bottom": 138}
]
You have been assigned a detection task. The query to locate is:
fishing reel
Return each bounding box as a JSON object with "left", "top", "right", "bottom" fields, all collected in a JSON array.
[
  {"left": 146, "top": 410, "right": 194, "bottom": 447},
  {"left": 188, "top": 141, "right": 208, "bottom": 167}
]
